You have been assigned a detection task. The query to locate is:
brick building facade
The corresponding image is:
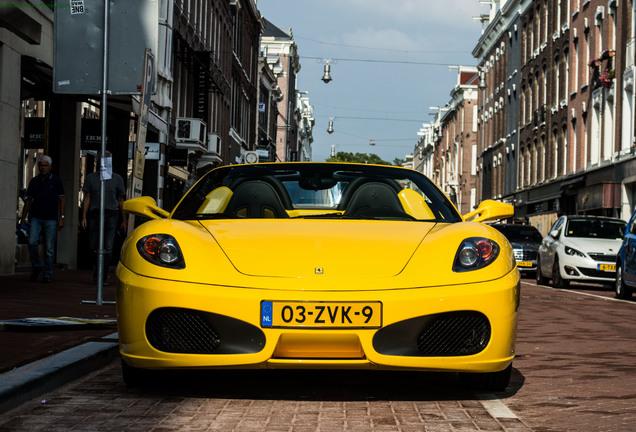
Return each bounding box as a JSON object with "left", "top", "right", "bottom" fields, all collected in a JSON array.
[{"left": 429, "top": 0, "right": 636, "bottom": 233}]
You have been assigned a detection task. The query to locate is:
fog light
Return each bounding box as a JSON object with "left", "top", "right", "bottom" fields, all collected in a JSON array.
[{"left": 564, "top": 266, "right": 579, "bottom": 276}]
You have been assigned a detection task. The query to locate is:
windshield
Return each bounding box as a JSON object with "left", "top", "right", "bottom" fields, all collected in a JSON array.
[
  {"left": 493, "top": 225, "right": 543, "bottom": 242},
  {"left": 565, "top": 218, "right": 626, "bottom": 239},
  {"left": 171, "top": 163, "right": 462, "bottom": 222}
]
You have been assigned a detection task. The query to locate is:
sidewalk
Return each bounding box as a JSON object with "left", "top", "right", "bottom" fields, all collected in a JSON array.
[{"left": 0, "top": 268, "right": 120, "bottom": 413}]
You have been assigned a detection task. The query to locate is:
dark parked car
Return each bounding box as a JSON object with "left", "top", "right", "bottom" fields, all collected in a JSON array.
[
  {"left": 491, "top": 224, "right": 543, "bottom": 277},
  {"left": 616, "top": 210, "right": 636, "bottom": 299}
]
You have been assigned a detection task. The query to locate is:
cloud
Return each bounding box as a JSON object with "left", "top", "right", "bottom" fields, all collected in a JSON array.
[
  {"left": 335, "top": 0, "right": 483, "bottom": 26},
  {"left": 341, "top": 27, "right": 422, "bottom": 52}
]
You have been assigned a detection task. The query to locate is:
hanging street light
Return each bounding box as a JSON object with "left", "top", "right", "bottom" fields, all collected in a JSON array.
[
  {"left": 322, "top": 63, "right": 332, "bottom": 83},
  {"left": 327, "top": 117, "right": 334, "bottom": 133},
  {"left": 320, "top": 59, "right": 333, "bottom": 83}
]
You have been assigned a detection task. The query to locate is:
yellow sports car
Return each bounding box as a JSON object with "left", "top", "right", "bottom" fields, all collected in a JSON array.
[{"left": 117, "top": 162, "right": 519, "bottom": 390}]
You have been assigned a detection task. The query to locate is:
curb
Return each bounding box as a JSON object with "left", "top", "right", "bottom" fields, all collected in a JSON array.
[{"left": 0, "top": 333, "right": 119, "bottom": 414}]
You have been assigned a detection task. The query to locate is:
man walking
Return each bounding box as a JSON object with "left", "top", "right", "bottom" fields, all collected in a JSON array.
[
  {"left": 81, "top": 152, "right": 126, "bottom": 285},
  {"left": 19, "top": 155, "right": 66, "bottom": 283}
]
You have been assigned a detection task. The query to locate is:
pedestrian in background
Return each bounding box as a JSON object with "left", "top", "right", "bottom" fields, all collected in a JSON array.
[
  {"left": 19, "top": 155, "right": 66, "bottom": 283},
  {"left": 80, "top": 152, "right": 126, "bottom": 285}
]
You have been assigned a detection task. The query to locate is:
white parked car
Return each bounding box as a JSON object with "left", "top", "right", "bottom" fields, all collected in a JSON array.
[{"left": 536, "top": 215, "right": 626, "bottom": 288}]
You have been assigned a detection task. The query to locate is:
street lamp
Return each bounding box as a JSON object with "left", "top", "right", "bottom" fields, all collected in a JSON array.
[
  {"left": 322, "top": 63, "right": 332, "bottom": 83},
  {"left": 319, "top": 59, "right": 334, "bottom": 83},
  {"left": 327, "top": 117, "right": 334, "bottom": 134}
]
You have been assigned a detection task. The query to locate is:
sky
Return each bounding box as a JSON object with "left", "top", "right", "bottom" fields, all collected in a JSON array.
[{"left": 256, "top": 0, "right": 488, "bottom": 163}]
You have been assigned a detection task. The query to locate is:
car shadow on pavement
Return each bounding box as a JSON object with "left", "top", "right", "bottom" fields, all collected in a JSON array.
[{"left": 120, "top": 364, "right": 524, "bottom": 401}]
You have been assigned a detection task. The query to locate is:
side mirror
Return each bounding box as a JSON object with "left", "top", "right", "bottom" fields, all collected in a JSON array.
[
  {"left": 550, "top": 229, "right": 560, "bottom": 239},
  {"left": 463, "top": 199, "right": 514, "bottom": 223},
  {"left": 122, "top": 196, "right": 170, "bottom": 220}
]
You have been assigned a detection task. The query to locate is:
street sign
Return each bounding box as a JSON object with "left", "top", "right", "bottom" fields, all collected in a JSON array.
[
  {"left": 54, "top": 0, "right": 158, "bottom": 95},
  {"left": 130, "top": 49, "right": 155, "bottom": 197}
]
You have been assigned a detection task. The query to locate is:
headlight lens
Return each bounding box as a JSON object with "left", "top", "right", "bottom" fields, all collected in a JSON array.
[
  {"left": 137, "top": 234, "right": 185, "bottom": 269},
  {"left": 453, "top": 237, "right": 500, "bottom": 272},
  {"left": 565, "top": 246, "right": 585, "bottom": 257}
]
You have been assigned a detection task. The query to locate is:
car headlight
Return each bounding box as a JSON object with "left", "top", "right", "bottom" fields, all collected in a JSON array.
[
  {"left": 137, "top": 234, "right": 185, "bottom": 269},
  {"left": 453, "top": 237, "right": 500, "bottom": 272},
  {"left": 564, "top": 246, "right": 586, "bottom": 257}
]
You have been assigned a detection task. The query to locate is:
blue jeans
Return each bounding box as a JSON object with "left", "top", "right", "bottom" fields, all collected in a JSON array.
[{"left": 28, "top": 217, "right": 58, "bottom": 278}]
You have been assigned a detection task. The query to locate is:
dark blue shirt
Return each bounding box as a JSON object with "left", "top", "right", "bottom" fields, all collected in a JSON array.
[{"left": 26, "top": 173, "right": 65, "bottom": 221}]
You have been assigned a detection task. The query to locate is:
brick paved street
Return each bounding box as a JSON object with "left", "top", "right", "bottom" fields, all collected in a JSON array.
[
  {"left": 0, "top": 363, "right": 533, "bottom": 431},
  {"left": 1, "top": 279, "right": 635, "bottom": 431},
  {"left": 501, "top": 280, "right": 636, "bottom": 432}
]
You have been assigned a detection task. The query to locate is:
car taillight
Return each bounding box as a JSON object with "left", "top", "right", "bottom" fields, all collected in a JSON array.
[
  {"left": 137, "top": 234, "right": 185, "bottom": 269},
  {"left": 453, "top": 238, "right": 500, "bottom": 272}
]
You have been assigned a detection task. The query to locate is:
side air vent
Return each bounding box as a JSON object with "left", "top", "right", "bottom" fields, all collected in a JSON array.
[{"left": 146, "top": 308, "right": 265, "bottom": 355}]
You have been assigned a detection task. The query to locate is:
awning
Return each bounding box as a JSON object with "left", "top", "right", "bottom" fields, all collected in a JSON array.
[
  {"left": 132, "top": 97, "right": 168, "bottom": 135},
  {"left": 524, "top": 193, "right": 563, "bottom": 206},
  {"left": 561, "top": 175, "right": 585, "bottom": 188}
]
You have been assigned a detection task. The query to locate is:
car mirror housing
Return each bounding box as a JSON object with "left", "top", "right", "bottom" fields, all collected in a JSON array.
[
  {"left": 550, "top": 229, "right": 560, "bottom": 238},
  {"left": 462, "top": 200, "right": 514, "bottom": 223},
  {"left": 123, "top": 196, "right": 170, "bottom": 220}
]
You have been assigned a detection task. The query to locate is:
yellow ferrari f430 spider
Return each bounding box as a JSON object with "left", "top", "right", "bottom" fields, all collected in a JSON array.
[{"left": 117, "top": 162, "right": 519, "bottom": 390}]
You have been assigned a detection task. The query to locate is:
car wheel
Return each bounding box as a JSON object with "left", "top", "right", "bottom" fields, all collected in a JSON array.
[
  {"left": 536, "top": 256, "right": 547, "bottom": 285},
  {"left": 459, "top": 363, "right": 512, "bottom": 392},
  {"left": 551, "top": 257, "right": 570, "bottom": 288},
  {"left": 121, "top": 360, "right": 153, "bottom": 387},
  {"left": 615, "top": 263, "right": 633, "bottom": 300}
]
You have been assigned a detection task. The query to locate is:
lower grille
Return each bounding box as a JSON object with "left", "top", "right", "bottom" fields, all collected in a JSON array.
[
  {"left": 416, "top": 312, "right": 491, "bottom": 356},
  {"left": 372, "top": 311, "right": 491, "bottom": 357},
  {"left": 578, "top": 267, "right": 616, "bottom": 278},
  {"left": 146, "top": 307, "right": 265, "bottom": 355}
]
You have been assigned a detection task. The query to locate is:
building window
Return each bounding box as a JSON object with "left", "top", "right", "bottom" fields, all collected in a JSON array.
[
  {"left": 553, "top": 128, "right": 559, "bottom": 178},
  {"left": 572, "top": 120, "right": 578, "bottom": 172},
  {"left": 573, "top": 39, "right": 579, "bottom": 91},
  {"left": 562, "top": 125, "right": 568, "bottom": 175},
  {"left": 555, "top": 56, "right": 561, "bottom": 105}
]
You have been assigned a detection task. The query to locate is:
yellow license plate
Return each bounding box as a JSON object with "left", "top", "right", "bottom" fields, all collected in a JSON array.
[
  {"left": 261, "top": 301, "right": 382, "bottom": 328},
  {"left": 598, "top": 263, "right": 615, "bottom": 271},
  {"left": 516, "top": 261, "right": 533, "bottom": 267}
]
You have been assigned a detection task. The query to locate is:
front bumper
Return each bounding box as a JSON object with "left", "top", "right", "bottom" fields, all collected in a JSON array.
[
  {"left": 116, "top": 265, "right": 519, "bottom": 374},
  {"left": 559, "top": 255, "right": 617, "bottom": 282}
]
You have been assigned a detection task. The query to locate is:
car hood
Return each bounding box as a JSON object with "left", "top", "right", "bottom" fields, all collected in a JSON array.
[
  {"left": 509, "top": 240, "right": 540, "bottom": 251},
  {"left": 120, "top": 218, "right": 516, "bottom": 290},
  {"left": 562, "top": 237, "right": 622, "bottom": 254},
  {"left": 201, "top": 220, "right": 436, "bottom": 278}
]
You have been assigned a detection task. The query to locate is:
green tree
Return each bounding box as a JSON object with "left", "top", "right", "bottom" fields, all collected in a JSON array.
[
  {"left": 393, "top": 157, "right": 405, "bottom": 167},
  {"left": 326, "top": 152, "right": 395, "bottom": 166}
]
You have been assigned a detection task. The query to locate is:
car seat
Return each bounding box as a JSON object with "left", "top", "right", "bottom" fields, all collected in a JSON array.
[{"left": 224, "top": 180, "right": 289, "bottom": 218}]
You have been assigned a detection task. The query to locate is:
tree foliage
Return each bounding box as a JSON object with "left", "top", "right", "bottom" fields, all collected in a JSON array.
[{"left": 326, "top": 152, "right": 402, "bottom": 167}]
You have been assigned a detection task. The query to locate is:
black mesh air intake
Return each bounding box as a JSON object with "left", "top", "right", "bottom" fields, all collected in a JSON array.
[
  {"left": 146, "top": 307, "right": 265, "bottom": 355},
  {"left": 416, "top": 311, "right": 490, "bottom": 356},
  {"left": 372, "top": 311, "right": 491, "bottom": 357}
]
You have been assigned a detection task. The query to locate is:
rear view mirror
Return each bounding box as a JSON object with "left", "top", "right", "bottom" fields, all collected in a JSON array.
[
  {"left": 123, "top": 196, "right": 170, "bottom": 219},
  {"left": 463, "top": 200, "right": 514, "bottom": 223},
  {"left": 299, "top": 174, "right": 337, "bottom": 190}
]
